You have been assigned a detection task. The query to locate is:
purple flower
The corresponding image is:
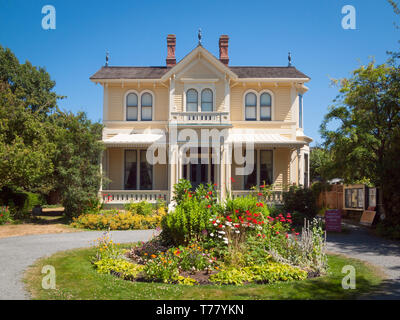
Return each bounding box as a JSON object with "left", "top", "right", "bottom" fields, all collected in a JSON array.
[{"left": 202, "top": 229, "right": 208, "bottom": 236}]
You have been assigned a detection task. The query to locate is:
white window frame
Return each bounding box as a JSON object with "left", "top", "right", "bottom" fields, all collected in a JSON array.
[
  {"left": 243, "top": 89, "right": 275, "bottom": 121},
  {"left": 183, "top": 84, "right": 216, "bottom": 112},
  {"left": 124, "top": 89, "right": 155, "bottom": 121}
]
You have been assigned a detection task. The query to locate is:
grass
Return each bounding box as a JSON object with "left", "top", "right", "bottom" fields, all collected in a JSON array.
[{"left": 24, "top": 245, "right": 384, "bottom": 300}]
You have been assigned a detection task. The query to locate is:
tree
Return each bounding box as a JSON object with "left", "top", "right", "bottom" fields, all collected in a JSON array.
[
  {"left": 320, "top": 61, "right": 400, "bottom": 223},
  {"left": 0, "top": 45, "right": 103, "bottom": 217},
  {"left": 309, "top": 146, "right": 334, "bottom": 183}
]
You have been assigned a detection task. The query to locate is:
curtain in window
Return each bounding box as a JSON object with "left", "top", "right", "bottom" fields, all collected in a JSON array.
[
  {"left": 126, "top": 93, "right": 138, "bottom": 121},
  {"left": 186, "top": 89, "right": 198, "bottom": 112},
  {"left": 125, "top": 150, "right": 137, "bottom": 189},
  {"left": 141, "top": 93, "right": 152, "bottom": 121},
  {"left": 260, "top": 93, "right": 271, "bottom": 120},
  {"left": 201, "top": 89, "right": 213, "bottom": 112},
  {"left": 260, "top": 150, "right": 273, "bottom": 186},
  {"left": 245, "top": 93, "right": 257, "bottom": 120}
]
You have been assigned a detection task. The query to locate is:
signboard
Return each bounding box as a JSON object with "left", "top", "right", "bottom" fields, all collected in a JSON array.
[
  {"left": 360, "top": 210, "right": 376, "bottom": 226},
  {"left": 325, "top": 209, "right": 342, "bottom": 232}
]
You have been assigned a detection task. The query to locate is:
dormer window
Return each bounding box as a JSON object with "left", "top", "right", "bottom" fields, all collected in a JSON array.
[
  {"left": 126, "top": 93, "right": 138, "bottom": 121},
  {"left": 186, "top": 89, "right": 198, "bottom": 112},
  {"left": 260, "top": 92, "right": 271, "bottom": 121},
  {"left": 201, "top": 89, "right": 213, "bottom": 112},
  {"left": 141, "top": 92, "right": 153, "bottom": 121},
  {"left": 245, "top": 92, "right": 257, "bottom": 120}
]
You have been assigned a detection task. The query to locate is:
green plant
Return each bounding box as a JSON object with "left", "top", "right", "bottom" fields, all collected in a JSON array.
[
  {"left": 124, "top": 201, "right": 154, "bottom": 216},
  {"left": 94, "top": 258, "right": 144, "bottom": 280},
  {"left": 171, "top": 242, "right": 216, "bottom": 272},
  {"left": 143, "top": 253, "right": 180, "bottom": 283},
  {"left": 0, "top": 206, "right": 12, "bottom": 225},
  {"left": 172, "top": 179, "right": 193, "bottom": 205},
  {"left": 282, "top": 185, "right": 317, "bottom": 222},
  {"left": 91, "top": 231, "right": 124, "bottom": 261}
]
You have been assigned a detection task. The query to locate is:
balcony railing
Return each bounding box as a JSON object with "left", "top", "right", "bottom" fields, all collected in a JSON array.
[
  {"left": 101, "top": 190, "right": 168, "bottom": 204},
  {"left": 231, "top": 190, "right": 284, "bottom": 204},
  {"left": 170, "top": 111, "right": 230, "bottom": 125}
]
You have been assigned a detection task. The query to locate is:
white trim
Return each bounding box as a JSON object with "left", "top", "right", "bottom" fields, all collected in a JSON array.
[
  {"left": 124, "top": 89, "right": 139, "bottom": 121},
  {"left": 140, "top": 89, "right": 155, "bottom": 121},
  {"left": 259, "top": 89, "right": 274, "bottom": 121},
  {"left": 243, "top": 89, "right": 258, "bottom": 121}
]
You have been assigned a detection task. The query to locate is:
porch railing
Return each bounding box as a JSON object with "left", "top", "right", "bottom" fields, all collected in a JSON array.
[
  {"left": 101, "top": 190, "right": 168, "bottom": 204},
  {"left": 170, "top": 111, "right": 230, "bottom": 124},
  {"left": 231, "top": 190, "right": 284, "bottom": 204}
]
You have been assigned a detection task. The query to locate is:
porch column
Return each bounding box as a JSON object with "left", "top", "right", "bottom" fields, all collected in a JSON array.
[
  {"left": 98, "top": 149, "right": 103, "bottom": 199},
  {"left": 169, "top": 144, "right": 179, "bottom": 202}
]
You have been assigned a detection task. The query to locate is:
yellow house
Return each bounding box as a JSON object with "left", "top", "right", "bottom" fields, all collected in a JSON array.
[{"left": 90, "top": 34, "right": 312, "bottom": 206}]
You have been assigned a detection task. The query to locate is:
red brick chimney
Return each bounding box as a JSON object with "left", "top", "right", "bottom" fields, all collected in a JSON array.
[
  {"left": 219, "top": 35, "right": 229, "bottom": 66},
  {"left": 166, "top": 34, "right": 176, "bottom": 67}
]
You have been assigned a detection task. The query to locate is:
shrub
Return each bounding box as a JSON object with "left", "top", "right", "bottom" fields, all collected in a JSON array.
[
  {"left": 94, "top": 258, "right": 144, "bottom": 280},
  {"left": 209, "top": 262, "right": 307, "bottom": 285},
  {"left": 124, "top": 201, "right": 154, "bottom": 216},
  {"left": 161, "top": 183, "right": 217, "bottom": 245},
  {"left": 71, "top": 209, "right": 165, "bottom": 230},
  {"left": 172, "top": 179, "right": 193, "bottom": 204},
  {"left": 0, "top": 187, "right": 45, "bottom": 218},
  {"left": 0, "top": 206, "right": 12, "bottom": 225},
  {"left": 376, "top": 221, "right": 400, "bottom": 240},
  {"left": 91, "top": 231, "right": 124, "bottom": 261},
  {"left": 143, "top": 253, "right": 180, "bottom": 283},
  {"left": 282, "top": 186, "right": 317, "bottom": 222}
]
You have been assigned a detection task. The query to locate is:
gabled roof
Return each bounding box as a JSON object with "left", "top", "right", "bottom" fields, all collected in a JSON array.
[{"left": 90, "top": 45, "right": 310, "bottom": 81}]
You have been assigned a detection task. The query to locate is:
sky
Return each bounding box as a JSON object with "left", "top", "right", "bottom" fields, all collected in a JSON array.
[{"left": 0, "top": 0, "right": 399, "bottom": 145}]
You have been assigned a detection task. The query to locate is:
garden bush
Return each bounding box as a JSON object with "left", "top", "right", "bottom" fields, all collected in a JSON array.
[
  {"left": 94, "top": 258, "right": 144, "bottom": 280},
  {"left": 124, "top": 201, "right": 154, "bottom": 216},
  {"left": 0, "top": 206, "right": 12, "bottom": 225},
  {"left": 282, "top": 185, "right": 317, "bottom": 222},
  {"left": 71, "top": 208, "right": 165, "bottom": 230},
  {"left": 0, "top": 187, "right": 45, "bottom": 218}
]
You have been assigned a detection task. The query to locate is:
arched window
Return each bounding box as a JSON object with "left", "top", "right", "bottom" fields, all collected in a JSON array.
[
  {"left": 141, "top": 92, "right": 152, "bottom": 121},
  {"left": 201, "top": 89, "right": 213, "bottom": 112},
  {"left": 245, "top": 92, "right": 257, "bottom": 120},
  {"left": 126, "top": 93, "right": 138, "bottom": 121},
  {"left": 260, "top": 92, "right": 272, "bottom": 121},
  {"left": 186, "top": 89, "right": 198, "bottom": 112}
]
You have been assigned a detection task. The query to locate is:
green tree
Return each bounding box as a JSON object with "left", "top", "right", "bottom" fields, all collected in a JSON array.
[
  {"left": 309, "top": 146, "right": 334, "bottom": 183},
  {"left": 320, "top": 61, "right": 400, "bottom": 223}
]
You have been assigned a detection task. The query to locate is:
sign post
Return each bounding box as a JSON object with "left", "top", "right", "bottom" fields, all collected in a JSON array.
[{"left": 325, "top": 209, "right": 342, "bottom": 232}]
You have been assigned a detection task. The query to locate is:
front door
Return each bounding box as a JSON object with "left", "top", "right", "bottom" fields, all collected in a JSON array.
[{"left": 190, "top": 163, "right": 208, "bottom": 189}]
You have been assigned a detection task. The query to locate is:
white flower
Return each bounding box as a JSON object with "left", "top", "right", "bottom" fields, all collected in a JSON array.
[
  {"left": 217, "top": 230, "right": 225, "bottom": 234},
  {"left": 210, "top": 233, "right": 214, "bottom": 237},
  {"left": 216, "top": 219, "right": 220, "bottom": 223},
  {"left": 235, "top": 230, "right": 240, "bottom": 234}
]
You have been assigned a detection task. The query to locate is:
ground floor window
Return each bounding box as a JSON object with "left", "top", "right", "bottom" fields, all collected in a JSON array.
[
  {"left": 182, "top": 147, "right": 216, "bottom": 189},
  {"left": 125, "top": 150, "right": 153, "bottom": 190},
  {"left": 240, "top": 149, "right": 273, "bottom": 189}
]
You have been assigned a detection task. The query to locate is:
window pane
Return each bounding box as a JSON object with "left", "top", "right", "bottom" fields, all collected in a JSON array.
[
  {"left": 187, "top": 102, "right": 198, "bottom": 112},
  {"left": 127, "top": 106, "right": 138, "bottom": 121},
  {"left": 260, "top": 106, "right": 271, "bottom": 120},
  {"left": 141, "top": 93, "right": 152, "bottom": 107},
  {"left": 260, "top": 150, "right": 273, "bottom": 185},
  {"left": 141, "top": 106, "right": 152, "bottom": 121},
  {"left": 245, "top": 93, "right": 257, "bottom": 106},
  {"left": 201, "top": 89, "right": 213, "bottom": 111},
  {"left": 125, "top": 150, "right": 137, "bottom": 190},
  {"left": 187, "top": 89, "right": 198, "bottom": 102},
  {"left": 245, "top": 106, "right": 256, "bottom": 120},
  {"left": 260, "top": 93, "right": 271, "bottom": 106},
  {"left": 127, "top": 93, "right": 138, "bottom": 107},
  {"left": 244, "top": 150, "right": 257, "bottom": 189},
  {"left": 140, "top": 150, "right": 153, "bottom": 190}
]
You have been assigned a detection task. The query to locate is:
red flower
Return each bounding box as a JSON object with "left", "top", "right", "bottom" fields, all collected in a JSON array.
[
  {"left": 207, "top": 204, "right": 212, "bottom": 208},
  {"left": 275, "top": 231, "right": 280, "bottom": 235},
  {"left": 295, "top": 232, "right": 299, "bottom": 236},
  {"left": 230, "top": 177, "right": 236, "bottom": 182},
  {"left": 212, "top": 220, "right": 216, "bottom": 224},
  {"left": 260, "top": 185, "right": 265, "bottom": 188},
  {"left": 287, "top": 219, "right": 292, "bottom": 224},
  {"left": 218, "top": 224, "right": 223, "bottom": 228},
  {"left": 235, "top": 209, "right": 239, "bottom": 214},
  {"left": 258, "top": 193, "right": 263, "bottom": 196},
  {"left": 286, "top": 213, "right": 291, "bottom": 218},
  {"left": 285, "top": 234, "right": 289, "bottom": 239}
]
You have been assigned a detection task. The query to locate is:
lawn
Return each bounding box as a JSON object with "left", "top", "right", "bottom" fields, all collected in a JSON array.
[{"left": 24, "top": 244, "right": 383, "bottom": 300}]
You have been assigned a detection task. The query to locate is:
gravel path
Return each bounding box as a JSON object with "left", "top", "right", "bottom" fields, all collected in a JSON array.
[
  {"left": 326, "top": 223, "right": 400, "bottom": 299},
  {"left": 0, "top": 230, "right": 154, "bottom": 300}
]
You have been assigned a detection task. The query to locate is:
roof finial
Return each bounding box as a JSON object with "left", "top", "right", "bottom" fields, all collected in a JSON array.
[
  {"left": 288, "top": 51, "right": 292, "bottom": 67},
  {"left": 105, "top": 50, "right": 109, "bottom": 67},
  {"left": 198, "top": 28, "right": 202, "bottom": 46}
]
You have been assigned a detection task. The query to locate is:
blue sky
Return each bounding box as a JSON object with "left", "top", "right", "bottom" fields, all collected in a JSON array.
[{"left": 0, "top": 0, "right": 398, "bottom": 145}]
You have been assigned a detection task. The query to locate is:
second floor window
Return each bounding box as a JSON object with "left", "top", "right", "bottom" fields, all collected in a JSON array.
[
  {"left": 186, "top": 89, "right": 198, "bottom": 112},
  {"left": 245, "top": 92, "right": 257, "bottom": 120},
  {"left": 126, "top": 93, "right": 138, "bottom": 121},
  {"left": 260, "top": 93, "right": 272, "bottom": 121},
  {"left": 201, "top": 89, "right": 213, "bottom": 112},
  {"left": 126, "top": 91, "right": 153, "bottom": 121},
  {"left": 141, "top": 93, "right": 152, "bottom": 121}
]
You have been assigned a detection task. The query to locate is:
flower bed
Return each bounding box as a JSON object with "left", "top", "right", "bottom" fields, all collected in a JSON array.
[
  {"left": 90, "top": 180, "right": 328, "bottom": 286},
  {"left": 71, "top": 202, "right": 166, "bottom": 230}
]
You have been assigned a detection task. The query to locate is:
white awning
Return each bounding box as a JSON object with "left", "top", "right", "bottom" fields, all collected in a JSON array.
[
  {"left": 227, "top": 130, "right": 306, "bottom": 147},
  {"left": 103, "top": 133, "right": 165, "bottom": 147}
]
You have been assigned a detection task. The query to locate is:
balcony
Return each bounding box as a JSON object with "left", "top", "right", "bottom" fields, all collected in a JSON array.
[{"left": 170, "top": 111, "right": 230, "bottom": 127}]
